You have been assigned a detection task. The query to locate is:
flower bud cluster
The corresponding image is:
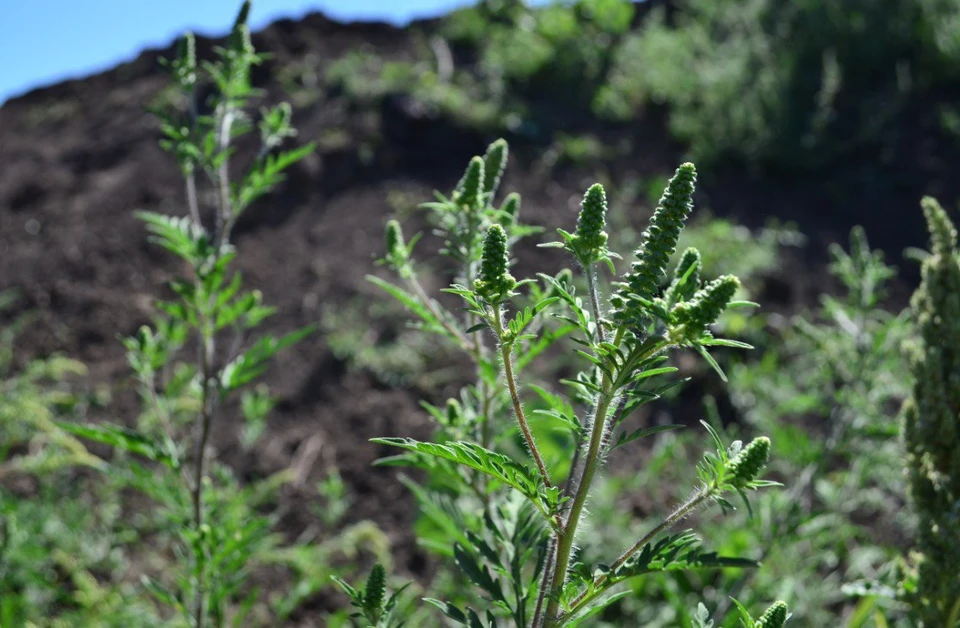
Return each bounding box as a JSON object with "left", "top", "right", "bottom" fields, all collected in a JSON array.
[
  {"left": 668, "top": 275, "right": 739, "bottom": 343},
  {"left": 725, "top": 436, "right": 770, "bottom": 488},
  {"left": 499, "top": 193, "right": 521, "bottom": 227},
  {"left": 474, "top": 224, "right": 516, "bottom": 303},
  {"left": 612, "top": 163, "right": 697, "bottom": 328},
  {"left": 455, "top": 157, "right": 485, "bottom": 213},
  {"left": 756, "top": 601, "right": 788, "bottom": 628},
  {"left": 383, "top": 219, "right": 409, "bottom": 275},
  {"left": 665, "top": 247, "right": 702, "bottom": 305},
  {"left": 570, "top": 184, "right": 609, "bottom": 265},
  {"left": 901, "top": 196, "right": 960, "bottom": 625},
  {"left": 483, "top": 139, "right": 508, "bottom": 198}
]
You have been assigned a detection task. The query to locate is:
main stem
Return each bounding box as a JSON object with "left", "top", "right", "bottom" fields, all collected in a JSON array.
[
  {"left": 559, "top": 263, "right": 605, "bottom": 500},
  {"left": 539, "top": 328, "right": 662, "bottom": 626},
  {"left": 191, "top": 313, "right": 216, "bottom": 628},
  {"left": 191, "top": 101, "right": 235, "bottom": 628},
  {"left": 185, "top": 170, "right": 201, "bottom": 228},
  {"left": 532, "top": 537, "right": 558, "bottom": 628},
  {"left": 584, "top": 264, "right": 606, "bottom": 345},
  {"left": 540, "top": 378, "right": 616, "bottom": 625}
]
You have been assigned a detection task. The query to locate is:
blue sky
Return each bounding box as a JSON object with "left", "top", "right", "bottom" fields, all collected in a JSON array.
[{"left": 0, "top": 0, "right": 495, "bottom": 105}]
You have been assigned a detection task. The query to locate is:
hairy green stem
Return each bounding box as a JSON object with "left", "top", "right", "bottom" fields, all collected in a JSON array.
[
  {"left": 407, "top": 274, "right": 476, "bottom": 353},
  {"left": 532, "top": 537, "right": 558, "bottom": 628},
  {"left": 557, "top": 262, "right": 604, "bottom": 498},
  {"left": 462, "top": 237, "right": 494, "bottom": 453},
  {"left": 539, "top": 329, "right": 670, "bottom": 626},
  {"left": 538, "top": 326, "right": 626, "bottom": 625},
  {"left": 584, "top": 264, "right": 606, "bottom": 345},
  {"left": 541, "top": 389, "right": 615, "bottom": 625},
  {"left": 494, "top": 307, "right": 552, "bottom": 489}
]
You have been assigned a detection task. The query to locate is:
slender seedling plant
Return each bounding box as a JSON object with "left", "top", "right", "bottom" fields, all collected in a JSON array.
[
  {"left": 367, "top": 143, "right": 783, "bottom": 625},
  {"left": 59, "top": 3, "right": 315, "bottom": 625}
]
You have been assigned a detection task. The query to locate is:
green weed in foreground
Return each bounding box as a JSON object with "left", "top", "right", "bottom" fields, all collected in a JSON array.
[
  {"left": 900, "top": 197, "right": 960, "bottom": 627},
  {"left": 54, "top": 2, "right": 321, "bottom": 625},
  {"left": 363, "top": 139, "right": 787, "bottom": 625},
  {"left": 0, "top": 292, "right": 158, "bottom": 626},
  {"left": 692, "top": 226, "right": 912, "bottom": 626}
]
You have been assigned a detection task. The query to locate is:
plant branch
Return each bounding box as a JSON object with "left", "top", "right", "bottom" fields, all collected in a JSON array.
[
  {"left": 539, "top": 378, "right": 615, "bottom": 625},
  {"left": 532, "top": 537, "right": 558, "bottom": 628},
  {"left": 213, "top": 106, "right": 236, "bottom": 250},
  {"left": 560, "top": 262, "right": 606, "bottom": 500},
  {"left": 185, "top": 169, "right": 202, "bottom": 228},
  {"left": 407, "top": 274, "right": 475, "bottom": 353},
  {"left": 494, "top": 307, "right": 552, "bottom": 489},
  {"left": 565, "top": 482, "right": 715, "bottom": 619}
]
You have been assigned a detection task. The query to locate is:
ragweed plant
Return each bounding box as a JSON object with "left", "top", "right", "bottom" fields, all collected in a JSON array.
[
  {"left": 367, "top": 145, "right": 781, "bottom": 625},
  {"left": 57, "top": 3, "right": 315, "bottom": 626},
  {"left": 900, "top": 197, "right": 960, "bottom": 627},
  {"left": 0, "top": 291, "right": 157, "bottom": 626},
  {"left": 692, "top": 599, "right": 790, "bottom": 628},
  {"left": 705, "top": 226, "right": 912, "bottom": 625}
]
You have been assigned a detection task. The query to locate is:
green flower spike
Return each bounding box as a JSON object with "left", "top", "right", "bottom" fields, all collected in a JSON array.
[
  {"left": 384, "top": 219, "right": 409, "bottom": 275},
  {"left": 173, "top": 32, "right": 198, "bottom": 89},
  {"left": 725, "top": 436, "right": 771, "bottom": 488},
  {"left": 669, "top": 275, "right": 740, "bottom": 343},
  {"left": 445, "top": 398, "right": 461, "bottom": 426},
  {"left": 756, "top": 601, "right": 788, "bottom": 628},
  {"left": 233, "top": 0, "right": 252, "bottom": 29},
  {"left": 665, "top": 247, "right": 702, "bottom": 305},
  {"left": 483, "top": 139, "right": 509, "bottom": 198},
  {"left": 474, "top": 224, "right": 517, "bottom": 303},
  {"left": 228, "top": 22, "right": 255, "bottom": 58},
  {"left": 900, "top": 196, "right": 960, "bottom": 626},
  {"left": 570, "top": 183, "right": 609, "bottom": 265},
  {"left": 456, "top": 156, "right": 485, "bottom": 213},
  {"left": 499, "top": 192, "right": 521, "bottom": 227},
  {"left": 613, "top": 163, "right": 697, "bottom": 327},
  {"left": 921, "top": 195, "right": 957, "bottom": 257}
]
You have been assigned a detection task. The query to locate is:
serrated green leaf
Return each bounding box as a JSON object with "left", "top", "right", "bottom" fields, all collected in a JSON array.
[
  {"left": 609, "top": 424, "right": 684, "bottom": 451},
  {"left": 698, "top": 337, "right": 754, "bottom": 350},
  {"left": 367, "top": 275, "right": 454, "bottom": 338},
  {"left": 55, "top": 421, "right": 180, "bottom": 470},
  {"left": 565, "top": 590, "right": 631, "bottom": 627},
  {"left": 693, "top": 343, "right": 727, "bottom": 382},
  {"left": 371, "top": 438, "right": 554, "bottom": 517},
  {"left": 454, "top": 544, "right": 506, "bottom": 602},
  {"left": 220, "top": 324, "right": 315, "bottom": 391}
]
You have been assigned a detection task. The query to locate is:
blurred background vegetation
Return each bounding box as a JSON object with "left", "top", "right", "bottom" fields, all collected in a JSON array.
[{"left": 4, "top": 0, "right": 960, "bottom": 625}]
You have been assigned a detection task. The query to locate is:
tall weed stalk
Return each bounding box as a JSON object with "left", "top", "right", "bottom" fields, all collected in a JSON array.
[
  {"left": 57, "top": 3, "right": 316, "bottom": 625},
  {"left": 900, "top": 197, "right": 960, "bottom": 627}
]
